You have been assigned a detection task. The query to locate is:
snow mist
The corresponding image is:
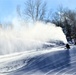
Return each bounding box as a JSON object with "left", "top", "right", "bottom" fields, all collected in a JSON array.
[{"left": 0, "top": 21, "right": 67, "bottom": 55}]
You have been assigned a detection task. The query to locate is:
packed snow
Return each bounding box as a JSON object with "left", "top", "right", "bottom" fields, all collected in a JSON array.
[{"left": 0, "top": 46, "right": 65, "bottom": 73}]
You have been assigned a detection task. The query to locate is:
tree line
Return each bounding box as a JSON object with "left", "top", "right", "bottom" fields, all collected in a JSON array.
[
  {"left": 17, "top": 0, "right": 76, "bottom": 43},
  {"left": 1, "top": 0, "right": 76, "bottom": 44}
]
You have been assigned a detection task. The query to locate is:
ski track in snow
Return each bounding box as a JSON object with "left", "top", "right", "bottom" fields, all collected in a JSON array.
[{"left": 0, "top": 45, "right": 76, "bottom": 75}]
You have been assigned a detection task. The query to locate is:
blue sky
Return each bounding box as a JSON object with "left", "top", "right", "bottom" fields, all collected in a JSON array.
[{"left": 0, "top": 0, "right": 76, "bottom": 22}]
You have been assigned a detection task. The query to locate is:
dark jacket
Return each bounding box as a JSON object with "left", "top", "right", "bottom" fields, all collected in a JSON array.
[{"left": 66, "top": 44, "right": 70, "bottom": 49}]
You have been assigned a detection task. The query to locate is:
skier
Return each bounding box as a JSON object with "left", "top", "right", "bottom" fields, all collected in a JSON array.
[{"left": 66, "top": 44, "right": 70, "bottom": 50}]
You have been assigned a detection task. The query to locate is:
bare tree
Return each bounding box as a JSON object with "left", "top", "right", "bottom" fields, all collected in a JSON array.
[
  {"left": 17, "top": 5, "right": 21, "bottom": 17},
  {"left": 51, "top": 7, "right": 72, "bottom": 41},
  {"left": 23, "top": 0, "right": 47, "bottom": 22},
  {"left": 52, "top": 6, "right": 65, "bottom": 27},
  {"left": 0, "top": 22, "right": 2, "bottom": 28},
  {"left": 51, "top": 6, "right": 76, "bottom": 42}
]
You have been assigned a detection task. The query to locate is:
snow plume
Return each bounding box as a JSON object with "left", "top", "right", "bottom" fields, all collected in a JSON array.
[{"left": 0, "top": 19, "right": 67, "bottom": 55}]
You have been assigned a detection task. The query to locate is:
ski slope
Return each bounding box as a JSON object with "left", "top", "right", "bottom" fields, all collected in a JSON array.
[
  {"left": 0, "top": 45, "right": 76, "bottom": 75},
  {"left": 0, "top": 46, "right": 64, "bottom": 73}
]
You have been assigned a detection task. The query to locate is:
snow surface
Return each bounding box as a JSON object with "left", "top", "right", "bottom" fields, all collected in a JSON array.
[
  {"left": 0, "top": 46, "right": 64, "bottom": 73},
  {"left": 0, "top": 45, "right": 76, "bottom": 75}
]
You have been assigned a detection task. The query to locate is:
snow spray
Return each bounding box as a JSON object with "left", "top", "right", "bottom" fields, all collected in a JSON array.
[{"left": 0, "top": 20, "right": 67, "bottom": 55}]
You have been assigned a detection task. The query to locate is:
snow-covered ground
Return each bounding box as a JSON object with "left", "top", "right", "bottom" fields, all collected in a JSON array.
[
  {"left": 0, "top": 45, "right": 76, "bottom": 75},
  {"left": 0, "top": 46, "right": 64, "bottom": 73}
]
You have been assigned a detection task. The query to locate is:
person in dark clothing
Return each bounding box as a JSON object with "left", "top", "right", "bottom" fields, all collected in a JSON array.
[{"left": 66, "top": 44, "right": 70, "bottom": 50}]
